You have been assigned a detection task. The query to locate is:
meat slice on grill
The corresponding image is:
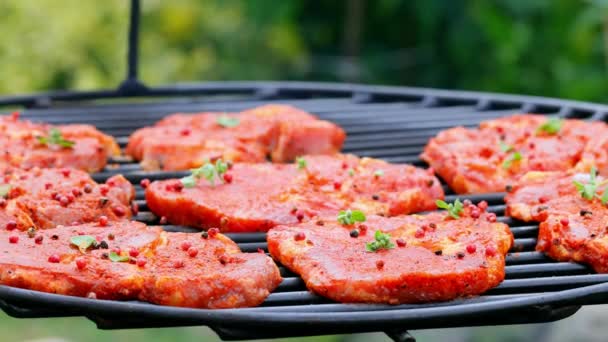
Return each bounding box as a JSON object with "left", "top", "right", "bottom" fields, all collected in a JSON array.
[
  {"left": 0, "top": 112, "right": 120, "bottom": 172},
  {"left": 145, "top": 154, "right": 444, "bottom": 232},
  {"left": 505, "top": 170, "right": 608, "bottom": 272},
  {"left": 267, "top": 202, "right": 513, "bottom": 304},
  {"left": 0, "top": 167, "right": 134, "bottom": 230},
  {"left": 421, "top": 114, "right": 608, "bottom": 193},
  {"left": 0, "top": 221, "right": 282, "bottom": 308},
  {"left": 126, "top": 104, "right": 346, "bottom": 170}
]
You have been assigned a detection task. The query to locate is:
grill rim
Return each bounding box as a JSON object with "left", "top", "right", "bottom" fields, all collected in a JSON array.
[
  {"left": 1, "top": 80, "right": 608, "bottom": 339},
  {"left": 2, "top": 80, "right": 608, "bottom": 115}
]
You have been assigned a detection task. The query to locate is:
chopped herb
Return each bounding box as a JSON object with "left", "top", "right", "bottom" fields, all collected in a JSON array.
[
  {"left": 436, "top": 199, "right": 464, "bottom": 219},
  {"left": 70, "top": 235, "right": 97, "bottom": 253},
  {"left": 180, "top": 176, "right": 197, "bottom": 188},
  {"left": 366, "top": 230, "right": 395, "bottom": 252},
  {"left": 181, "top": 159, "right": 228, "bottom": 187},
  {"left": 499, "top": 141, "right": 514, "bottom": 153},
  {"left": 502, "top": 151, "right": 522, "bottom": 169},
  {"left": 337, "top": 209, "right": 366, "bottom": 225},
  {"left": 296, "top": 156, "right": 307, "bottom": 170},
  {"left": 216, "top": 115, "right": 240, "bottom": 128},
  {"left": 0, "top": 184, "right": 10, "bottom": 198},
  {"left": 348, "top": 168, "right": 355, "bottom": 177},
  {"left": 374, "top": 169, "right": 384, "bottom": 177},
  {"left": 536, "top": 117, "right": 563, "bottom": 135},
  {"left": 573, "top": 167, "right": 608, "bottom": 203},
  {"left": 108, "top": 251, "right": 130, "bottom": 262},
  {"left": 37, "top": 128, "right": 75, "bottom": 148}
]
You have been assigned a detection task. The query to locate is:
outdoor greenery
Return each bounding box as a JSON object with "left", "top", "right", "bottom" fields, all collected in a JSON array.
[{"left": 2, "top": 1, "right": 608, "bottom": 102}]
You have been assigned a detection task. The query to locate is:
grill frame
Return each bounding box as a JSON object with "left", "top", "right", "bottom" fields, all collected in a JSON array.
[{"left": 1, "top": 81, "right": 608, "bottom": 340}]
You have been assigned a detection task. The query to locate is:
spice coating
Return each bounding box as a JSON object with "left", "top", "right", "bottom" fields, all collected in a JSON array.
[
  {"left": 0, "top": 168, "right": 134, "bottom": 230},
  {"left": 126, "top": 104, "right": 346, "bottom": 170},
  {"left": 0, "top": 221, "right": 281, "bottom": 308},
  {"left": 268, "top": 204, "right": 513, "bottom": 304},
  {"left": 505, "top": 171, "right": 608, "bottom": 272},
  {"left": 0, "top": 113, "right": 120, "bottom": 172},
  {"left": 145, "top": 154, "right": 444, "bottom": 232},
  {"left": 421, "top": 114, "right": 608, "bottom": 193}
]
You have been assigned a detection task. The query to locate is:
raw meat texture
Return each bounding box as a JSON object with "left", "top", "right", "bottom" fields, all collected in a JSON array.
[
  {"left": 145, "top": 154, "right": 444, "bottom": 232},
  {"left": 268, "top": 202, "right": 513, "bottom": 304},
  {"left": 0, "top": 112, "right": 120, "bottom": 172},
  {"left": 421, "top": 114, "right": 608, "bottom": 193},
  {"left": 505, "top": 171, "right": 608, "bottom": 272},
  {"left": 0, "top": 167, "right": 134, "bottom": 230},
  {"left": 126, "top": 104, "right": 345, "bottom": 170},
  {"left": 0, "top": 221, "right": 281, "bottom": 308}
]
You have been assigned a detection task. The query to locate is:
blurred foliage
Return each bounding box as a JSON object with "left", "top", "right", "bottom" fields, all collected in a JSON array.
[{"left": 2, "top": 1, "right": 608, "bottom": 102}]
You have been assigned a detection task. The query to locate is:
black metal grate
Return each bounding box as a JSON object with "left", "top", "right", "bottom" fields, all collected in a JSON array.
[{"left": 2, "top": 82, "right": 608, "bottom": 341}]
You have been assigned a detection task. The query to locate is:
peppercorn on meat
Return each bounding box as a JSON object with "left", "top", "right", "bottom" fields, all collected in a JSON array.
[
  {"left": 505, "top": 170, "right": 608, "bottom": 272},
  {"left": 421, "top": 114, "right": 608, "bottom": 194},
  {"left": 0, "top": 167, "right": 134, "bottom": 230},
  {"left": 126, "top": 104, "right": 346, "bottom": 171},
  {"left": 0, "top": 112, "right": 120, "bottom": 173},
  {"left": 0, "top": 221, "right": 281, "bottom": 308},
  {"left": 145, "top": 154, "right": 444, "bottom": 232},
  {"left": 267, "top": 202, "right": 513, "bottom": 304}
]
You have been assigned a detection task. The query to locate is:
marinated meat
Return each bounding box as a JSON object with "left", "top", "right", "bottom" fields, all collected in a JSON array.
[
  {"left": 268, "top": 202, "right": 513, "bottom": 304},
  {"left": 126, "top": 104, "right": 346, "bottom": 170},
  {"left": 505, "top": 171, "right": 608, "bottom": 272},
  {"left": 421, "top": 114, "right": 608, "bottom": 193},
  {"left": 0, "top": 112, "right": 120, "bottom": 172},
  {"left": 0, "top": 221, "right": 281, "bottom": 308},
  {"left": 0, "top": 167, "right": 134, "bottom": 230},
  {"left": 145, "top": 154, "right": 444, "bottom": 232}
]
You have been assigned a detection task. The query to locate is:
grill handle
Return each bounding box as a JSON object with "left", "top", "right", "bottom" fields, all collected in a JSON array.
[{"left": 117, "top": 0, "right": 148, "bottom": 96}]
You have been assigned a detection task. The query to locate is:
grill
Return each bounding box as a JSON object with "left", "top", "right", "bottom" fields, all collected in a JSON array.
[{"left": 3, "top": 2, "right": 608, "bottom": 341}]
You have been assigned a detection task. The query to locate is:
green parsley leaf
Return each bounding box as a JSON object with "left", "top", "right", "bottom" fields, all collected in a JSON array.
[
  {"left": 337, "top": 209, "right": 366, "bottom": 225},
  {"left": 374, "top": 169, "right": 384, "bottom": 177},
  {"left": 436, "top": 199, "right": 464, "bottom": 219},
  {"left": 216, "top": 115, "right": 240, "bottom": 128},
  {"left": 37, "top": 128, "right": 75, "bottom": 148},
  {"left": 348, "top": 169, "right": 355, "bottom": 177},
  {"left": 499, "top": 141, "right": 514, "bottom": 153},
  {"left": 601, "top": 187, "right": 608, "bottom": 205},
  {"left": 215, "top": 159, "right": 228, "bottom": 175},
  {"left": 573, "top": 167, "right": 608, "bottom": 202},
  {"left": 70, "top": 235, "right": 97, "bottom": 253},
  {"left": 573, "top": 180, "right": 595, "bottom": 200},
  {"left": 536, "top": 117, "right": 563, "bottom": 135},
  {"left": 296, "top": 156, "right": 307, "bottom": 170},
  {"left": 108, "top": 251, "right": 130, "bottom": 262},
  {"left": 502, "top": 151, "right": 523, "bottom": 169},
  {"left": 0, "top": 184, "right": 11, "bottom": 198},
  {"left": 182, "top": 159, "right": 229, "bottom": 187},
  {"left": 180, "top": 175, "right": 197, "bottom": 188},
  {"left": 366, "top": 230, "right": 396, "bottom": 252}
]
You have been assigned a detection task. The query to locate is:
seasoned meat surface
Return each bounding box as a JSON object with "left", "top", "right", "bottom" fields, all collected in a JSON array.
[
  {"left": 0, "top": 221, "right": 281, "bottom": 308},
  {"left": 268, "top": 203, "right": 513, "bottom": 304},
  {"left": 0, "top": 112, "right": 120, "bottom": 173},
  {"left": 126, "top": 104, "right": 346, "bottom": 170},
  {"left": 0, "top": 168, "right": 134, "bottom": 230},
  {"left": 145, "top": 154, "right": 444, "bottom": 232},
  {"left": 421, "top": 114, "right": 608, "bottom": 193},
  {"left": 505, "top": 171, "right": 608, "bottom": 272}
]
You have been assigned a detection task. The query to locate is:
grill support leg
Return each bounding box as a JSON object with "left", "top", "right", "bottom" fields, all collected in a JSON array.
[{"left": 386, "top": 329, "right": 416, "bottom": 342}]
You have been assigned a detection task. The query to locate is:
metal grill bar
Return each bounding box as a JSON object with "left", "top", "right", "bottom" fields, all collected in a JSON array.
[{"left": 1, "top": 82, "right": 608, "bottom": 340}]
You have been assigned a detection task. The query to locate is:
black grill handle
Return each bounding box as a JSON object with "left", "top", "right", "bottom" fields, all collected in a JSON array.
[{"left": 117, "top": 0, "right": 148, "bottom": 96}]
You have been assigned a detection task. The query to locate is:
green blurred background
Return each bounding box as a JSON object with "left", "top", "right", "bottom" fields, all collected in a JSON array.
[
  {"left": 3, "top": 0, "right": 608, "bottom": 102},
  {"left": 2, "top": 0, "right": 608, "bottom": 341}
]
